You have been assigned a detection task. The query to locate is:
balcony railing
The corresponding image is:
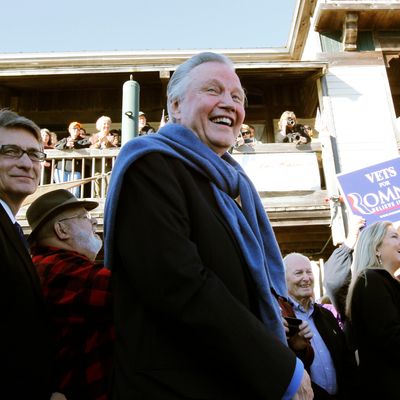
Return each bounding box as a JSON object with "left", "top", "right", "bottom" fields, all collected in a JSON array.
[
  {"left": 15, "top": 143, "right": 330, "bottom": 235},
  {"left": 40, "top": 147, "right": 120, "bottom": 199}
]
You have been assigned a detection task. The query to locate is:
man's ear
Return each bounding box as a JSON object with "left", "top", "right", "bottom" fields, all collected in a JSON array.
[
  {"left": 169, "top": 99, "right": 181, "bottom": 123},
  {"left": 54, "top": 221, "right": 70, "bottom": 240}
]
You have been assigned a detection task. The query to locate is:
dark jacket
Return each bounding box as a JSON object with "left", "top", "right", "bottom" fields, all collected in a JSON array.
[
  {"left": 55, "top": 136, "right": 91, "bottom": 171},
  {"left": 280, "top": 297, "right": 357, "bottom": 399},
  {"left": 138, "top": 124, "right": 155, "bottom": 135},
  {"left": 312, "top": 304, "right": 357, "bottom": 399},
  {"left": 111, "top": 153, "right": 298, "bottom": 399},
  {"left": 277, "top": 123, "right": 312, "bottom": 144},
  {"left": 350, "top": 269, "right": 400, "bottom": 398},
  {"left": 0, "top": 204, "right": 53, "bottom": 398}
]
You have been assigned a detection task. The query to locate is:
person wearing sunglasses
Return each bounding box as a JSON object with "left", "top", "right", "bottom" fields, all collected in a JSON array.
[
  {"left": 26, "top": 189, "right": 113, "bottom": 400},
  {"left": 0, "top": 109, "right": 53, "bottom": 399}
]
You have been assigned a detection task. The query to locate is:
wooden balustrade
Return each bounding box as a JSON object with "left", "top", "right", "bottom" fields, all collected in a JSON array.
[{"left": 40, "top": 148, "right": 120, "bottom": 199}]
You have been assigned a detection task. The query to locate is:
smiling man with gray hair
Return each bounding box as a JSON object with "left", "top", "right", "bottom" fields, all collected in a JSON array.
[
  {"left": 284, "top": 252, "right": 357, "bottom": 399},
  {"left": 104, "top": 52, "right": 312, "bottom": 399}
]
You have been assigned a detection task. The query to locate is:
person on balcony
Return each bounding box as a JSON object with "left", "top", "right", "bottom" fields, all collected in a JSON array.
[
  {"left": 90, "top": 116, "right": 115, "bottom": 197},
  {"left": 41, "top": 128, "right": 55, "bottom": 184},
  {"left": 90, "top": 116, "right": 115, "bottom": 149},
  {"left": 27, "top": 189, "right": 113, "bottom": 400},
  {"left": 107, "top": 129, "right": 121, "bottom": 147},
  {"left": 0, "top": 109, "right": 53, "bottom": 398},
  {"left": 104, "top": 52, "right": 312, "bottom": 399},
  {"left": 277, "top": 111, "right": 312, "bottom": 145},
  {"left": 138, "top": 111, "right": 155, "bottom": 135},
  {"left": 54, "top": 121, "right": 90, "bottom": 197}
]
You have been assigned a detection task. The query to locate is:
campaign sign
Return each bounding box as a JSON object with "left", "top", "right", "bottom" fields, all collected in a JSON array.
[{"left": 337, "top": 157, "right": 400, "bottom": 225}]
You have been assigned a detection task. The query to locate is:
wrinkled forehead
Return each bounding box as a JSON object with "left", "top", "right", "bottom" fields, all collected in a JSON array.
[
  {"left": 190, "top": 61, "right": 243, "bottom": 90},
  {"left": 285, "top": 256, "right": 312, "bottom": 273}
]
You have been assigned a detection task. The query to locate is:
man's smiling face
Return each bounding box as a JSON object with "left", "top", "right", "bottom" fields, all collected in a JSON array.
[
  {"left": 285, "top": 254, "right": 315, "bottom": 304},
  {"left": 171, "top": 61, "right": 245, "bottom": 156},
  {"left": 0, "top": 128, "right": 41, "bottom": 212}
]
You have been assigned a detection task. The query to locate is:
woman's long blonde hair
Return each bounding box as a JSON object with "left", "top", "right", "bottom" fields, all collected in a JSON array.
[
  {"left": 345, "top": 221, "right": 392, "bottom": 320},
  {"left": 278, "top": 111, "right": 296, "bottom": 131}
]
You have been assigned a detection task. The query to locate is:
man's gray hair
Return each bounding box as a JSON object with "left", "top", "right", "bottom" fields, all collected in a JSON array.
[
  {"left": 283, "top": 252, "right": 311, "bottom": 269},
  {"left": 0, "top": 109, "right": 41, "bottom": 141},
  {"left": 166, "top": 52, "right": 235, "bottom": 122}
]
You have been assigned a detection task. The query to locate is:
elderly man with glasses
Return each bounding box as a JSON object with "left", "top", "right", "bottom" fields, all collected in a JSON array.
[{"left": 26, "top": 189, "right": 114, "bottom": 400}]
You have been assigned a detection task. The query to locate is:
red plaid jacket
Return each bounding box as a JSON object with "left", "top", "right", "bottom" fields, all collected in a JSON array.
[{"left": 31, "top": 245, "right": 114, "bottom": 400}]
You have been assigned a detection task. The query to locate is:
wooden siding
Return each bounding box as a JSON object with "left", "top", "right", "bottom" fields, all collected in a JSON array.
[{"left": 324, "top": 63, "right": 398, "bottom": 173}]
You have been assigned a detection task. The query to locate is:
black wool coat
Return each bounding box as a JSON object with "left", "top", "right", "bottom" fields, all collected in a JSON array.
[
  {"left": 350, "top": 268, "right": 400, "bottom": 399},
  {"left": 0, "top": 204, "right": 53, "bottom": 398},
  {"left": 110, "top": 153, "right": 298, "bottom": 400}
]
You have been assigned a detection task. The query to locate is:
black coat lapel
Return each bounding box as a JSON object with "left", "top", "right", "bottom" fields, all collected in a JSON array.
[{"left": 0, "top": 205, "right": 43, "bottom": 298}]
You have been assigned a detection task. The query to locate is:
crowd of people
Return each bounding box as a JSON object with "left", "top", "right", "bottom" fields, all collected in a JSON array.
[
  {"left": 2, "top": 52, "right": 400, "bottom": 400},
  {"left": 39, "top": 113, "right": 153, "bottom": 196}
]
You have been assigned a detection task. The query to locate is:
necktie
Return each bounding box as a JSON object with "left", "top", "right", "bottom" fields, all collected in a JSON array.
[{"left": 14, "top": 222, "right": 30, "bottom": 251}]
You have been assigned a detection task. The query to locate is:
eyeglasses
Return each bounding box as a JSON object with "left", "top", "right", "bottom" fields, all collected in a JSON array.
[
  {"left": 58, "top": 213, "right": 92, "bottom": 223},
  {"left": 242, "top": 131, "right": 250, "bottom": 135},
  {"left": 0, "top": 144, "right": 47, "bottom": 162}
]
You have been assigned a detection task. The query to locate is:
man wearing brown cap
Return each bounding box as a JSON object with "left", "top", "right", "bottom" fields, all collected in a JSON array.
[
  {"left": 27, "top": 189, "right": 114, "bottom": 400},
  {"left": 0, "top": 109, "right": 53, "bottom": 398},
  {"left": 54, "top": 121, "right": 90, "bottom": 197}
]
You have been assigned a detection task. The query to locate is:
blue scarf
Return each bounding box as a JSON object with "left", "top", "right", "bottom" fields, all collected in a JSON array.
[{"left": 104, "top": 123, "right": 288, "bottom": 343}]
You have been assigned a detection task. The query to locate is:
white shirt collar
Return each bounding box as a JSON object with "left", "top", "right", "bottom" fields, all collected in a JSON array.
[{"left": 0, "top": 199, "right": 16, "bottom": 223}]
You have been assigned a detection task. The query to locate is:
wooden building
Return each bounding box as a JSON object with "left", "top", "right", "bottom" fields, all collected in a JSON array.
[{"left": 2, "top": 0, "right": 400, "bottom": 263}]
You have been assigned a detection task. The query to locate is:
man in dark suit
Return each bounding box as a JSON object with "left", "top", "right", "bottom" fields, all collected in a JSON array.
[
  {"left": 0, "top": 109, "right": 53, "bottom": 398},
  {"left": 104, "top": 52, "right": 312, "bottom": 399},
  {"left": 284, "top": 253, "right": 357, "bottom": 399}
]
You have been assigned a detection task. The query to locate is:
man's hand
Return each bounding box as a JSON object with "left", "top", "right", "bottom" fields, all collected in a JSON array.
[
  {"left": 66, "top": 137, "right": 75, "bottom": 148},
  {"left": 344, "top": 215, "right": 365, "bottom": 249},
  {"left": 288, "top": 321, "right": 313, "bottom": 352},
  {"left": 293, "top": 370, "right": 313, "bottom": 400},
  {"left": 298, "top": 136, "right": 308, "bottom": 144}
]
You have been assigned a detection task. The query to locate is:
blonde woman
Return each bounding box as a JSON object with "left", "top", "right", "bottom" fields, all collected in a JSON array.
[
  {"left": 346, "top": 221, "right": 400, "bottom": 398},
  {"left": 277, "top": 110, "right": 311, "bottom": 144}
]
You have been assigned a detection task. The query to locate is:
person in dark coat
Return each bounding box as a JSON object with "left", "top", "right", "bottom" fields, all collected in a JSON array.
[
  {"left": 346, "top": 221, "right": 400, "bottom": 399},
  {"left": 104, "top": 52, "right": 312, "bottom": 399},
  {"left": 284, "top": 253, "right": 357, "bottom": 399},
  {"left": 0, "top": 109, "right": 53, "bottom": 398},
  {"left": 54, "top": 121, "right": 90, "bottom": 197}
]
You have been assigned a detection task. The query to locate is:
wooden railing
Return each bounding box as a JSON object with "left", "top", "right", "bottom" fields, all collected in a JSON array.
[
  {"left": 40, "top": 143, "right": 325, "bottom": 197},
  {"left": 41, "top": 148, "right": 120, "bottom": 199},
  {"left": 14, "top": 142, "right": 330, "bottom": 234},
  {"left": 41, "top": 143, "right": 324, "bottom": 198}
]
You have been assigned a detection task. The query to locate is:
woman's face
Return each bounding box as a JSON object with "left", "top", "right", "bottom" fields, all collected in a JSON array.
[
  {"left": 41, "top": 132, "right": 50, "bottom": 144},
  {"left": 377, "top": 225, "right": 400, "bottom": 274},
  {"left": 99, "top": 118, "right": 111, "bottom": 134}
]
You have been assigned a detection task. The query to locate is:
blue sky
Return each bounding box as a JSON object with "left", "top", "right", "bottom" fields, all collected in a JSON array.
[{"left": 1, "top": 0, "right": 297, "bottom": 53}]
